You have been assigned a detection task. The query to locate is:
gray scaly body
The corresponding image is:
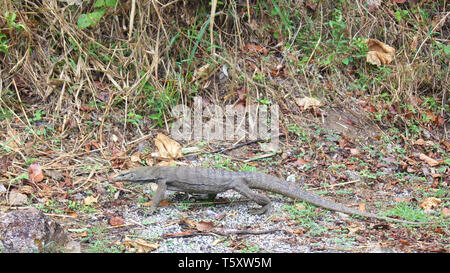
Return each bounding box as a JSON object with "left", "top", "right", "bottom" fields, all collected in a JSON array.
[{"left": 112, "top": 166, "right": 428, "bottom": 224}]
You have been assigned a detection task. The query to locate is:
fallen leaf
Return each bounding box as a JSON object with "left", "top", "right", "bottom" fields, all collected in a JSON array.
[
  {"left": 8, "top": 191, "right": 28, "bottom": 206},
  {"left": 293, "top": 157, "right": 308, "bottom": 167},
  {"left": 243, "top": 44, "right": 268, "bottom": 55},
  {"left": 350, "top": 148, "right": 359, "bottom": 155},
  {"left": 364, "top": 105, "right": 377, "bottom": 113},
  {"left": 414, "top": 139, "right": 435, "bottom": 146},
  {"left": 295, "top": 97, "right": 322, "bottom": 110},
  {"left": 418, "top": 153, "right": 439, "bottom": 167},
  {"left": 442, "top": 139, "right": 450, "bottom": 150},
  {"left": 394, "top": 197, "right": 412, "bottom": 203},
  {"left": 29, "top": 163, "right": 44, "bottom": 183},
  {"left": 304, "top": 1, "right": 317, "bottom": 10},
  {"left": 195, "top": 221, "right": 215, "bottom": 232},
  {"left": 6, "top": 129, "right": 20, "bottom": 149},
  {"left": 130, "top": 152, "right": 141, "bottom": 162},
  {"left": 84, "top": 195, "right": 98, "bottom": 206},
  {"left": 234, "top": 86, "right": 249, "bottom": 110},
  {"left": 358, "top": 202, "right": 366, "bottom": 212},
  {"left": 123, "top": 236, "right": 159, "bottom": 253},
  {"left": 399, "top": 239, "right": 411, "bottom": 245},
  {"left": 294, "top": 203, "right": 306, "bottom": 211},
  {"left": 366, "top": 39, "right": 395, "bottom": 66},
  {"left": 270, "top": 64, "right": 286, "bottom": 77},
  {"left": 192, "top": 63, "right": 211, "bottom": 82},
  {"left": 436, "top": 115, "right": 444, "bottom": 126},
  {"left": 18, "top": 185, "right": 34, "bottom": 194},
  {"left": 80, "top": 105, "right": 95, "bottom": 111},
  {"left": 410, "top": 35, "right": 419, "bottom": 52},
  {"left": 154, "top": 133, "right": 183, "bottom": 160},
  {"left": 159, "top": 199, "right": 171, "bottom": 207},
  {"left": 420, "top": 197, "right": 441, "bottom": 210},
  {"left": 181, "top": 217, "right": 197, "bottom": 228},
  {"left": 442, "top": 208, "right": 450, "bottom": 217},
  {"left": 347, "top": 224, "right": 362, "bottom": 235},
  {"left": 109, "top": 216, "right": 125, "bottom": 226}
]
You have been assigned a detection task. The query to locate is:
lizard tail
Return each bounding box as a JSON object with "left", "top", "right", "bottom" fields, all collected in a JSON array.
[{"left": 253, "top": 174, "right": 424, "bottom": 224}]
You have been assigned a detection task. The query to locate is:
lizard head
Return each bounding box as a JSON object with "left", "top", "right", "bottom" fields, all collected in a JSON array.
[{"left": 112, "top": 167, "right": 158, "bottom": 183}]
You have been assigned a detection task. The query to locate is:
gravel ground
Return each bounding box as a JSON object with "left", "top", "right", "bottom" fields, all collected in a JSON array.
[{"left": 118, "top": 189, "right": 388, "bottom": 253}]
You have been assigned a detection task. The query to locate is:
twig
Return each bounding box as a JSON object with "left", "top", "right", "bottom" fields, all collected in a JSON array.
[
  {"left": 310, "top": 179, "right": 361, "bottom": 190},
  {"left": 410, "top": 12, "right": 450, "bottom": 64},
  {"left": 128, "top": 0, "right": 136, "bottom": 40},
  {"left": 210, "top": 133, "right": 286, "bottom": 154},
  {"left": 164, "top": 228, "right": 284, "bottom": 239}
]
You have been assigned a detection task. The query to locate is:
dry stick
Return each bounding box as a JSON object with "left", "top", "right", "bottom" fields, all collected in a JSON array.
[
  {"left": 164, "top": 228, "right": 284, "bottom": 239},
  {"left": 210, "top": 133, "right": 286, "bottom": 154},
  {"left": 210, "top": 0, "right": 217, "bottom": 57},
  {"left": 119, "top": 133, "right": 154, "bottom": 157},
  {"left": 411, "top": 12, "right": 450, "bottom": 64},
  {"left": 151, "top": 0, "right": 169, "bottom": 42},
  {"left": 310, "top": 179, "right": 360, "bottom": 191},
  {"left": 98, "top": 90, "right": 116, "bottom": 159},
  {"left": 128, "top": 0, "right": 136, "bottom": 40}
]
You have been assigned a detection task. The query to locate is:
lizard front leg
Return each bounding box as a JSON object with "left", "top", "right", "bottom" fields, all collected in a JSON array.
[
  {"left": 147, "top": 180, "right": 167, "bottom": 215},
  {"left": 230, "top": 179, "right": 272, "bottom": 215}
]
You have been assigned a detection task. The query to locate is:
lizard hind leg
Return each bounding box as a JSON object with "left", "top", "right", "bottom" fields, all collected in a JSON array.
[
  {"left": 146, "top": 180, "right": 167, "bottom": 215},
  {"left": 230, "top": 179, "right": 272, "bottom": 215}
]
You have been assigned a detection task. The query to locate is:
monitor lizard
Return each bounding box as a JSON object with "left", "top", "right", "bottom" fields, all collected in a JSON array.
[{"left": 112, "top": 166, "right": 430, "bottom": 224}]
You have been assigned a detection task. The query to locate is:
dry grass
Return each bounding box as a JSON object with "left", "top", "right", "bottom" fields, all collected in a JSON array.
[
  {"left": 0, "top": 0, "right": 447, "bottom": 167},
  {"left": 0, "top": 0, "right": 448, "bottom": 253},
  {"left": 0, "top": 0, "right": 446, "bottom": 172}
]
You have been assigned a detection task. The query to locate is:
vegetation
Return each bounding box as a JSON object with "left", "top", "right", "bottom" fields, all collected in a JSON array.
[{"left": 0, "top": 0, "right": 448, "bottom": 253}]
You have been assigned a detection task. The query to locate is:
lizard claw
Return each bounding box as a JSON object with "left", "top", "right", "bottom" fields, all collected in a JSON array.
[
  {"left": 142, "top": 207, "right": 156, "bottom": 217},
  {"left": 248, "top": 204, "right": 272, "bottom": 215}
]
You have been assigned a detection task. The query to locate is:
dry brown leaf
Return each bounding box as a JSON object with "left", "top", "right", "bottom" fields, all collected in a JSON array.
[
  {"left": 154, "top": 133, "right": 183, "bottom": 160},
  {"left": 410, "top": 36, "right": 419, "bottom": 52},
  {"left": 305, "top": 1, "right": 318, "bottom": 10},
  {"left": 5, "top": 129, "right": 21, "bottom": 149},
  {"left": 243, "top": 43, "right": 268, "bottom": 55},
  {"left": 294, "top": 203, "right": 306, "bottom": 211},
  {"left": 29, "top": 163, "right": 44, "bottom": 183},
  {"left": 347, "top": 224, "right": 362, "bottom": 235},
  {"left": 414, "top": 139, "right": 435, "bottom": 146},
  {"left": 157, "top": 160, "right": 177, "bottom": 166},
  {"left": 442, "top": 208, "right": 450, "bottom": 217},
  {"left": 420, "top": 197, "right": 441, "bottom": 210},
  {"left": 84, "top": 195, "right": 98, "bottom": 206},
  {"left": 295, "top": 97, "right": 322, "bottom": 110},
  {"left": 109, "top": 216, "right": 125, "bottom": 226},
  {"left": 418, "top": 153, "right": 439, "bottom": 167},
  {"left": 366, "top": 0, "right": 380, "bottom": 11},
  {"left": 358, "top": 202, "right": 366, "bottom": 212},
  {"left": 192, "top": 63, "right": 211, "bottom": 82},
  {"left": 130, "top": 152, "right": 141, "bottom": 162},
  {"left": 366, "top": 39, "right": 395, "bottom": 66},
  {"left": 195, "top": 221, "right": 215, "bottom": 232},
  {"left": 8, "top": 191, "right": 28, "bottom": 206},
  {"left": 134, "top": 239, "right": 159, "bottom": 253},
  {"left": 18, "top": 185, "right": 34, "bottom": 194},
  {"left": 293, "top": 157, "right": 308, "bottom": 167},
  {"left": 123, "top": 236, "right": 159, "bottom": 253},
  {"left": 394, "top": 197, "right": 412, "bottom": 203}
]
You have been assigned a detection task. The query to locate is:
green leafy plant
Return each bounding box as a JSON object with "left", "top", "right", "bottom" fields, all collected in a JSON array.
[
  {"left": 77, "top": 0, "right": 117, "bottom": 29},
  {"left": 0, "top": 33, "right": 9, "bottom": 54},
  {"left": 5, "top": 11, "right": 26, "bottom": 31}
]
